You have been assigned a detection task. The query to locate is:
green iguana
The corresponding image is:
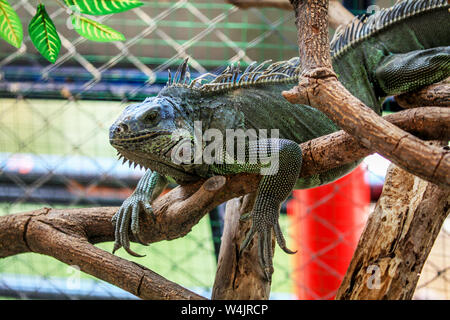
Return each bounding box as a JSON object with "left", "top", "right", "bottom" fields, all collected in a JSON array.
[{"left": 109, "top": 0, "right": 450, "bottom": 279}]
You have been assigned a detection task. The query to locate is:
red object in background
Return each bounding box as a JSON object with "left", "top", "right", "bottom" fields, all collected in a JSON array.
[{"left": 287, "top": 165, "right": 370, "bottom": 300}]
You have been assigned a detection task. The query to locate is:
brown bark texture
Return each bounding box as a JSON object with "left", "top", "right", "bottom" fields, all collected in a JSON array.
[
  {"left": 284, "top": 0, "right": 450, "bottom": 189},
  {"left": 212, "top": 194, "right": 274, "bottom": 299},
  {"left": 299, "top": 107, "right": 450, "bottom": 178},
  {"left": 336, "top": 160, "right": 450, "bottom": 299},
  {"left": 0, "top": 207, "right": 205, "bottom": 300},
  {"left": 395, "top": 81, "right": 449, "bottom": 109}
]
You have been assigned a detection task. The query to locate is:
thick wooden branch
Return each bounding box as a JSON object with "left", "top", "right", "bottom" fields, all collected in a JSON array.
[
  {"left": 290, "top": 0, "right": 333, "bottom": 72},
  {"left": 300, "top": 107, "right": 450, "bottom": 177},
  {"left": 226, "top": 0, "right": 354, "bottom": 29},
  {"left": 212, "top": 194, "right": 274, "bottom": 299},
  {"left": 395, "top": 80, "right": 449, "bottom": 109},
  {"left": 336, "top": 160, "right": 450, "bottom": 299},
  {"left": 284, "top": 0, "right": 450, "bottom": 189},
  {"left": 0, "top": 207, "right": 205, "bottom": 300},
  {"left": 0, "top": 176, "right": 245, "bottom": 300}
]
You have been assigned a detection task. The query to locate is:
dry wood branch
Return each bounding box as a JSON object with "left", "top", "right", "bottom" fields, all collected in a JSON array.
[
  {"left": 226, "top": 0, "right": 353, "bottom": 29},
  {"left": 336, "top": 160, "right": 450, "bottom": 299},
  {"left": 284, "top": 0, "right": 450, "bottom": 189},
  {"left": 0, "top": 207, "right": 205, "bottom": 300},
  {"left": 300, "top": 107, "right": 450, "bottom": 177},
  {"left": 395, "top": 80, "right": 450, "bottom": 109},
  {"left": 212, "top": 194, "right": 274, "bottom": 299},
  {"left": 0, "top": 175, "right": 244, "bottom": 300}
]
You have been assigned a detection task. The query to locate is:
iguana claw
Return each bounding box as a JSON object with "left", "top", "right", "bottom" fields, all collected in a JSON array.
[
  {"left": 111, "top": 189, "right": 154, "bottom": 257},
  {"left": 239, "top": 209, "right": 296, "bottom": 281},
  {"left": 111, "top": 170, "right": 167, "bottom": 257}
]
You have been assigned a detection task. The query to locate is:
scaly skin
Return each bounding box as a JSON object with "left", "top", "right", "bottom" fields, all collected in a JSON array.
[{"left": 109, "top": 0, "right": 450, "bottom": 280}]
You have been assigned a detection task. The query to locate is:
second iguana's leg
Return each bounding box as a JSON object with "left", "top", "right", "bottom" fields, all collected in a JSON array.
[
  {"left": 213, "top": 138, "right": 302, "bottom": 279},
  {"left": 112, "top": 170, "right": 168, "bottom": 256},
  {"left": 375, "top": 46, "right": 450, "bottom": 95}
]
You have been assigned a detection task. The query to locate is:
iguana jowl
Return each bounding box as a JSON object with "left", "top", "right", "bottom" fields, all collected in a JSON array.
[{"left": 109, "top": 0, "right": 450, "bottom": 279}]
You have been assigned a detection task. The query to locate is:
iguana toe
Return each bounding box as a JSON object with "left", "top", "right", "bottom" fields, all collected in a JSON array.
[
  {"left": 111, "top": 195, "right": 150, "bottom": 257},
  {"left": 274, "top": 220, "right": 296, "bottom": 254},
  {"left": 258, "top": 228, "right": 274, "bottom": 281},
  {"left": 130, "top": 203, "right": 150, "bottom": 245}
]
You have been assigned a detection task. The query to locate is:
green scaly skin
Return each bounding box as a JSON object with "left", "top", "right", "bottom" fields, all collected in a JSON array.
[{"left": 109, "top": 0, "right": 450, "bottom": 280}]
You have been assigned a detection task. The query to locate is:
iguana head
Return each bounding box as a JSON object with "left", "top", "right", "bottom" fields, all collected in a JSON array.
[{"left": 109, "top": 95, "right": 194, "bottom": 170}]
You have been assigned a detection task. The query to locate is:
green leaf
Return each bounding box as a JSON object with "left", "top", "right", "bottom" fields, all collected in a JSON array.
[
  {"left": 64, "top": 0, "right": 143, "bottom": 16},
  {"left": 28, "top": 4, "right": 61, "bottom": 64},
  {"left": 71, "top": 15, "right": 125, "bottom": 42},
  {"left": 0, "top": 0, "right": 23, "bottom": 48}
]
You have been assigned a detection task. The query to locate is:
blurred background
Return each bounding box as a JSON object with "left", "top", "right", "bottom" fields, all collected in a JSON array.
[{"left": 0, "top": 0, "right": 448, "bottom": 300}]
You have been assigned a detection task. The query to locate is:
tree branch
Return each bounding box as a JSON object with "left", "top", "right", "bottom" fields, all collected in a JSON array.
[
  {"left": 336, "top": 158, "right": 450, "bottom": 299},
  {"left": 225, "top": 0, "right": 354, "bottom": 29},
  {"left": 395, "top": 80, "right": 449, "bottom": 109},
  {"left": 0, "top": 207, "right": 205, "bottom": 300},
  {"left": 212, "top": 194, "right": 274, "bottom": 299},
  {"left": 283, "top": 0, "right": 450, "bottom": 189},
  {"left": 300, "top": 107, "right": 450, "bottom": 177}
]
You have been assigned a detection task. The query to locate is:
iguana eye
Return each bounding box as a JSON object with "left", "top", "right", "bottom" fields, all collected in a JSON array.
[
  {"left": 115, "top": 123, "right": 128, "bottom": 134},
  {"left": 145, "top": 110, "right": 159, "bottom": 122}
]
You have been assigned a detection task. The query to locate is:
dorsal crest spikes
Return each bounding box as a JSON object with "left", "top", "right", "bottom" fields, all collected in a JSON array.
[
  {"left": 330, "top": 0, "right": 448, "bottom": 58},
  {"left": 165, "top": 0, "right": 447, "bottom": 94},
  {"left": 167, "top": 57, "right": 191, "bottom": 86},
  {"left": 166, "top": 57, "right": 301, "bottom": 93}
]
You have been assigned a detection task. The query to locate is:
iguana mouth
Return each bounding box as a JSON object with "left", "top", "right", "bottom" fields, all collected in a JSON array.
[
  {"left": 110, "top": 129, "right": 172, "bottom": 145},
  {"left": 115, "top": 147, "right": 192, "bottom": 174}
]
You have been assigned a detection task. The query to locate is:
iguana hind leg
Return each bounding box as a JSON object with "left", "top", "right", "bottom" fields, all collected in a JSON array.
[{"left": 214, "top": 138, "right": 302, "bottom": 280}]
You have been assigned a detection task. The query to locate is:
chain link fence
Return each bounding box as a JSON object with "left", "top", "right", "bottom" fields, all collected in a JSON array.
[{"left": 0, "top": 0, "right": 448, "bottom": 300}]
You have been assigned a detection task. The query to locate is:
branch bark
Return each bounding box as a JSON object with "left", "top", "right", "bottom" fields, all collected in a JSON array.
[
  {"left": 0, "top": 207, "right": 205, "bottom": 300},
  {"left": 212, "top": 193, "right": 274, "bottom": 299},
  {"left": 283, "top": 0, "right": 450, "bottom": 189},
  {"left": 336, "top": 159, "right": 450, "bottom": 299},
  {"left": 300, "top": 107, "right": 450, "bottom": 177},
  {"left": 395, "top": 80, "right": 449, "bottom": 109}
]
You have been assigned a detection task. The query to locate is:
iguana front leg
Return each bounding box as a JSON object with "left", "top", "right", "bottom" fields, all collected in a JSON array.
[
  {"left": 112, "top": 170, "right": 168, "bottom": 256},
  {"left": 213, "top": 138, "right": 302, "bottom": 280}
]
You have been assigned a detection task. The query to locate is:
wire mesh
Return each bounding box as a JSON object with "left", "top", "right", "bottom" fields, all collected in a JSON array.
[{"left": 0, "top": 0, "right": 448, "bottom": 300}]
